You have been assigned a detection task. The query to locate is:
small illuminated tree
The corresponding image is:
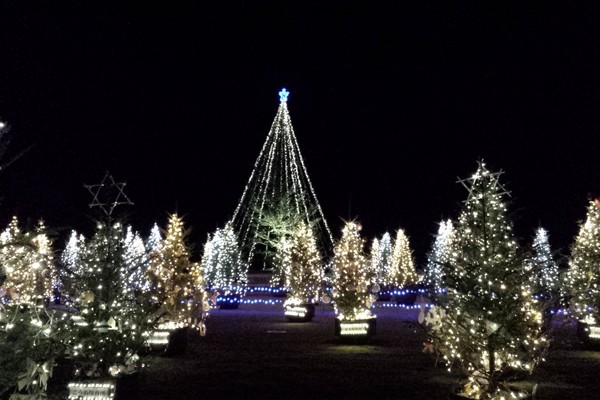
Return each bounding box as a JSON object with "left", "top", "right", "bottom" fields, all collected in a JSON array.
[
  {"left": 145, "top": 222, "right": 163, "bottom": 255},
  {"left": 331, "top": 221, "right": 375, "bottom": 321},
  {"left": 526, "top": 227, "right": 559, "bottom": 301},
  {"left": 124, "top": 225, "right": 150, "bottom": 292},
  {"left": 390, "top": 228, "right": 420, "bottom": 289},
  {"left": 0, "top": 216, "right": 55, "bottom": 304},
  {"left": 146, "top": 213, "right": 207, "bottom": 328},
  {"left": 201, "top": 221, "right": 248, "bottom": 294},
  {"left": 564, "top": 199, "right": 600, "bottom": 327},
  {"left": 59, "top": 229, "right": 86, "bottom": 299},
  {"left": 424, "top": 219, "right": 457, "bottom": 293},
  {"left": 370, "top": 232, "right": 393, "bottom": 287},
  {"left": 284, "top": 222, "right": 323, "bottom": 305},
  {"left": 419, "top": 161, "right": 548, "bottom": 399}
]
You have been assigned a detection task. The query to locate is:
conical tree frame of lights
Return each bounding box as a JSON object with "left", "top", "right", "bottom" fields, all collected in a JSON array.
[{"left": 231, "top": 89, "right": 334, "bottom": 269}]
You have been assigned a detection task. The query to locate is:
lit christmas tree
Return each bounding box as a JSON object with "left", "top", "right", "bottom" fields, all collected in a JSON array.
[
  {"left": 526, "top": 227, "right": 560, "bottom": 302},
  {"left": 390, "top": 228, "right": 420, "bottom": 289},
  {"left": 564, "top": 198, "right": 600, "bottom": 342},
  {"left": 230, "top": 89, "right": 333, "bottom": 271},
  {"left": 419, "top": 161, "right": 548, "bottom": 399},
  {"left": 370, "top": 232, "right": 393, "bottom": 288},
  {"left": 0, "top": 121, "right": 64, "bottom": 399},
  {"left": 283, "top": 222, "right": 323, "bottom": 320},
  {"left": 424, "top": 219, "right": 457, "bottom": 294},
  {"left": 331, "top": 221, "right": 376, "bottom": 322},
  {"left": 201, "top": 221, "right": 248, "bottom": 295},
  {"left": 65, "top": 219, "right": 151, "bottom": 378},
  {"left": 123, "top": 225, "right": 150, "bottom": 292},
  {"left": 64, "top": 172, "right": 154, "bottom": 380},
  {"left": 146, "top": 213, "right": 207, "bottom": 330},
  {"left": 145, "top": 222, "right": 163, "bottom": 255},
  {"left": 0, "top": 216, "right": 55, "bottom": 304},
  {"left": 59, "top": 229, "right": 86, "bottom": 300}
]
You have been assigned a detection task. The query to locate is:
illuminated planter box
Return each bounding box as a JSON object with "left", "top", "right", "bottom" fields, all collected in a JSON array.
[
  {"left": 284, "top": 303, "right": 315, "bottom": 322},
  {"left": 146, "top": 329, "right": 171, "bottom": 352},
  {"left": 68, "top": 380, "right": 116, "bottom": 400},
  {"left": 576, "top": 319, "right": 600, "bottom": 349},
  {"left": 145, "top": 326, "right": 189, "bottom": 356},
  {"left": 447, "top": 384, "right": 534, "bottom": 399},
  {"left": 217, "top": 294, "right": 241, "bottom": 309},
  {"left": 334, "top": 316, "right": 376, "bottom": 343}
]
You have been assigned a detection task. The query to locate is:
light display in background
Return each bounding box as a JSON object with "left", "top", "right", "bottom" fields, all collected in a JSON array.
[
  {"left": 230, "top": 88, "right": 333, "bottom": 269},
  {"left": 424, "top": 219, "right": 457, "bottom": 293}
]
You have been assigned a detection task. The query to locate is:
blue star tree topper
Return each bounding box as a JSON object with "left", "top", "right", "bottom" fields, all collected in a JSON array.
[{"left": 279, "top": 88, "right": 289, "bottom": 102}]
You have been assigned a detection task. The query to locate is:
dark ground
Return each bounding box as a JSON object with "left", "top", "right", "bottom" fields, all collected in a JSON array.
[{"left": 48, "top": 297, "right": 600, "bottom": 400}]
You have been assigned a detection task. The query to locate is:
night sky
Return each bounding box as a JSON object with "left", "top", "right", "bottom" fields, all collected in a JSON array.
[{"left": 1, "top": 3, "right": 600, "bottom": 265}]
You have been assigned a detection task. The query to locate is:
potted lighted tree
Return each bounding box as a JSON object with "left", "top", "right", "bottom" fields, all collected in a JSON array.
[
  {"left": 419, "top": 161, "right": 548, "bottom": 399},
  {"left": 62, "top": 218, "right": 153, "bottom": 399},
  {"left": 563, "top": 198, "right": 600, "bottom": 349},
  {"left": 145, "top": 213, "right": 208, "bottom": 355},
  {"left": 331, "top": 220, "right": 377, "bottom": 343},
  {"left": 201, "top": 221, "right": 248, "bottom": 309},
  {"left": 283, "top": 222, "right": 323, "bottom": 322}
]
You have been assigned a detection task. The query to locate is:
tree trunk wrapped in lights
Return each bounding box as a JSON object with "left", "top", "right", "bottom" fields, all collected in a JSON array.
[
  {"left": 283, "top": 222, "right": 323, "bottom": 322},
  {"left": 564, "top": 198, "right": 600, "bottom": 347},
  {"left": 419, "top": 161, "right": 548, "bottom": 399},
  {"left": 331, "top": 221, "right": 377, "bottom": 340}
]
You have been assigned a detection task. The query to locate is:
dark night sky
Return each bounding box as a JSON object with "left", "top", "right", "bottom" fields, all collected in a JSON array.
[{"left": 1, "top": 2, "right": 600, "bottom": 265}]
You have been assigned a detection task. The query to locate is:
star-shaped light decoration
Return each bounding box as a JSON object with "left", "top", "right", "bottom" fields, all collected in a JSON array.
[
  {"left": 84, "top": 171, "right": 133, "bottom": 216},
  {"left": 279, "top": 88, "right": 289, "bottom": 102}
]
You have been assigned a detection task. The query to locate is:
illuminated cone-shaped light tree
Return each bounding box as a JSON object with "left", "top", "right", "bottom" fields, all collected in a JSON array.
[
  {"left": 332, "top": 221, "right": 376, "bottom": 340},
  {"left": 230, "top": 89, "right": 333, "bottom": 274},
  {"left": 564, "top": 199, "right": 600, "bottom": 344},
  {"left": 146, "top": 213, "right": 208, "bottom": 330},
  {"left": 419, "top": 161, "right": 548, "bottom": 399},
  {"left": 283, "top": 222, "right": 323, "bottom": 321},
  {"left": 425, "top": 219, "right": 457, "bottom": 295}
]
